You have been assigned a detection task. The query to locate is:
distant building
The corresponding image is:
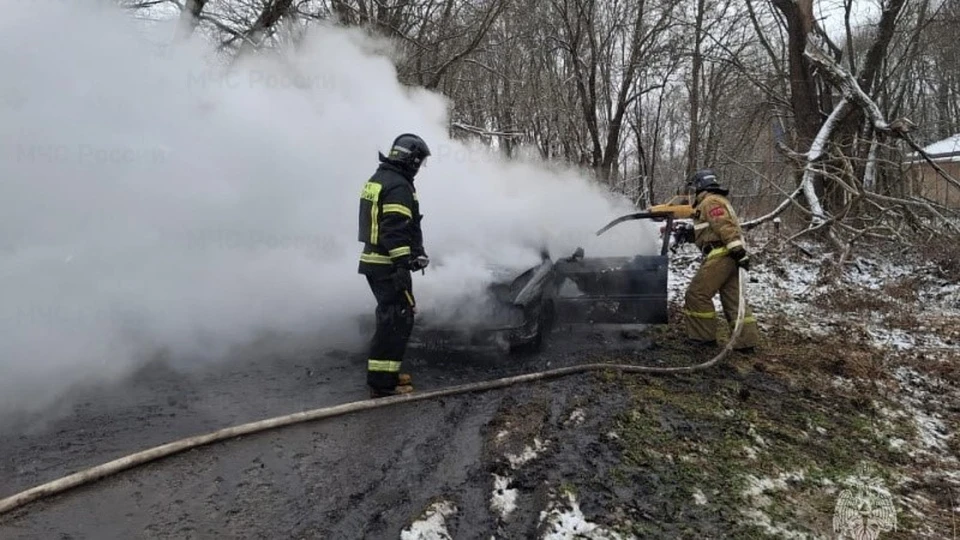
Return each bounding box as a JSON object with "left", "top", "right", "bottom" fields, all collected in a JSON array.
[{"left": 905, "top": 134, "right": 960, "bottom": 208}]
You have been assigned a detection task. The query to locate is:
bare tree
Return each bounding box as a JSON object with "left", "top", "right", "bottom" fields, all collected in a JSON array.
[{"left": 128, "top": 0, "right": 959, "bottom": 242}]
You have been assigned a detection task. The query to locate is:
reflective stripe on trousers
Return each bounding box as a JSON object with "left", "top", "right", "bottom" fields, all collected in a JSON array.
[{"left": 368, "top": 359, "right": 401, "bottom": 372}]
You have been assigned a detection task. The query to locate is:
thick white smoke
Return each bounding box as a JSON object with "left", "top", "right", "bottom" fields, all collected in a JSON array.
[{"left": 0, "top": 1, "right": 659, "bottom": 416}]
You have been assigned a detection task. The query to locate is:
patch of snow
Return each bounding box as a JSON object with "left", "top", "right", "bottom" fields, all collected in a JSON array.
[
  {"left": 539, "top": 491, "right": 629, "bottom": 540},
  {"left": 739, "top": 509, "right": 817, "bottom": 540},
  {"left": 940, "top": 470, "right": 960, "bottom": 486},
  {"left": 506, "top": 437, "right": 549, "bottom": 469},
  {"left": 876, "top": 404, "right": 910, "bottom": 420},
  {"left": 889, "top": 438, "right": 907, "bottom": 452},
  {"left": 741, "top": 471, "right": 806, "bottom": 508},
  {"left": 739, "top": 471, "right": 815, "bottom": 540},
  {"left": 892, "top": 367, "right": 953, "bottom": 454},
  {"left": 401, "top": 500, "right": 458, "bottom": 540},
  {"left": 692, "top": 488, "right": 708, "bottom": 505},
  {"left": 913, "top": 410, "right": 950, "bottom": 451},
  {"left": 747, "top": 424, "right": 768, "bottom": 447},
  {"left": 864, "top": 327, "right": 916, "bottom": 351},
  {"left": 566, "top": 408, "right": 586, "bottom": 427},
  {"left": 491, "top": 474, "right": 518, "bottom": 520},
  {"left": 831, "top": 377, "right": 855, "bottom": 390},
  {"left": 743, "top": 446, "right": 759, "bottom": 460}
]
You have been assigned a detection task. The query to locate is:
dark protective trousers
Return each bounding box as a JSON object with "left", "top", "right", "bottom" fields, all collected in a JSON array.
[
  {"left": 683, "top": 249, "right": 760, "bottom": 349},
  {"left": 366, "top": 272, "right": 416, "bottom": 391}
]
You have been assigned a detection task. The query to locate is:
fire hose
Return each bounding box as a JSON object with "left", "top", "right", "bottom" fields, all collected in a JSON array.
[{"left": 0, "top": 269, "right": 748, "bottom": 518}]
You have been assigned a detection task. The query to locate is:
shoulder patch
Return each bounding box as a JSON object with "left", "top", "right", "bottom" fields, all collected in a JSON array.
[{"left": 709, "top": 206, "right": 726, "bottom": 218}]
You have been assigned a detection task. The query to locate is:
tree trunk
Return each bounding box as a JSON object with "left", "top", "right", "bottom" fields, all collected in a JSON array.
[
  {"left": 771, "top": 0, "right": 821, "bottom": 149},
  {"left": 686, "top": 0, "right": 706, "bottom": 176}
]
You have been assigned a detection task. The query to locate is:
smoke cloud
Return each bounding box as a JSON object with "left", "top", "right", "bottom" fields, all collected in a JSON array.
[{"left": 0, "top": 1, "right": 658, "bottom": 416}]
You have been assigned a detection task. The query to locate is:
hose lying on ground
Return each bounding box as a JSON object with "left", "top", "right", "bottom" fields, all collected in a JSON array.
[{"left": 0, "top": 269, "right": 747, "bottom": 518}]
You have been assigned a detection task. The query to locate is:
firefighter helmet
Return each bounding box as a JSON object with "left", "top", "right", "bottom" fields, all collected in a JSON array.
[
  {"left": 686, "top": 168, "right": 727, "bottom": 195},
  {"left": 380, "top": 133, "right": 431, "bottom": 175}
]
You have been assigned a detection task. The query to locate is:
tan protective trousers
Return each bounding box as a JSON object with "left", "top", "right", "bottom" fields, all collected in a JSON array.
[{"left": 683, "top": 248, "right": 760, "bottom": 349}]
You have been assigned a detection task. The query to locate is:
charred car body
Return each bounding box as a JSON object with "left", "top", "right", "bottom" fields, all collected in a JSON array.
[{"left": 407, "top": 212, "right": 680, "bottom": 353}]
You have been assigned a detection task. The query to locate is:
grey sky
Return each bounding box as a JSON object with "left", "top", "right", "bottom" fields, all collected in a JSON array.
[{"left": 819, "top": 0, "right": 882, "bottom": 38}]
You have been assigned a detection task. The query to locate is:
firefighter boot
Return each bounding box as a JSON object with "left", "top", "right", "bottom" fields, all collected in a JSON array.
[
  {"left": 369, "top": 374, "right": 414, "bottom": 398},
  {"left": 369, "top": 384, "right": 414, "bottom": 398}
]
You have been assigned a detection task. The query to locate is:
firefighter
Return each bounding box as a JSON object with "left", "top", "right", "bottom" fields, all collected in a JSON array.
[
  {"left": 680, "top": 168, "right": 760, "bottom": 351},
  {"left": 357, "top": 133, "right": 431, "bottom": 397}
]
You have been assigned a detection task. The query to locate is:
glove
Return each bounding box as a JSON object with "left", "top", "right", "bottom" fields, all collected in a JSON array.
[
  {"left": 729, "top": 246, "right": 751, "bottom": 271},
  {"left": 675, "top": 222, "right": 695, "bottom": 244},
  {"left": 391, "top": 267, "right": 416, "bottom": 314},
  {"left": 409, "top": 255, "right": 430, "bottom": 272}
]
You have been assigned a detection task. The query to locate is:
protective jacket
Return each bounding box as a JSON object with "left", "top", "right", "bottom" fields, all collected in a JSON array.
[
  {"left": 357, "top": 161, "right": 423, "bottom": 276},
  {"left": 692, "top": 190, "right": 746, "bottom": 259},
  {"left": 684, "top": 188, "right": 759, "bottom": 350}
]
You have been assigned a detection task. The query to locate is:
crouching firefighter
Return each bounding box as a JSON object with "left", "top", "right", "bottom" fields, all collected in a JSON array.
[
  {"left": 358, "top": 133, "right": 432, "bottom": 398},
  {"left": 680, "top": 169, "right": 761, "bottom": 352}
]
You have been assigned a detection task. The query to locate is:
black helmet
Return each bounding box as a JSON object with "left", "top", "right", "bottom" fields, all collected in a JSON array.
[
  {"left": 686, "top": 168, "right": 728, "bottom": 195},
  {"left": 379, "top": 133, "right": 431, "bottom": 175}
]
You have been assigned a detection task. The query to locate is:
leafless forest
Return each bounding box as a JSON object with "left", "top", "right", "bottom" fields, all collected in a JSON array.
[{"left": 129, "top": 0, "right": 960, "bottom": 252}]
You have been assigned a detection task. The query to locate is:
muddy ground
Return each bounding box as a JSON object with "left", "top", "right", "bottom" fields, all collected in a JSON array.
[
  {"left": 0, "top": 325, "right": 655, "bottom": 539},
  {"left": 1, "top": 277, "right": 958, "bottom": 538}
]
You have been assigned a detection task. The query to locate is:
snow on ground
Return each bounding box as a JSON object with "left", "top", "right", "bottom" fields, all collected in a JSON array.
[
  {"left": 407, "top": 240, "right": 959, "bottom": 538},
  {"left": 565, "top": 408, "right": 586, "bottom": 427},
  {"left": 400, "top": 500, "right": 458, "bottom": 540},
  {"left": 667, "top": 242, "right": 960, "bottom": 356},
  {"left": 490, "top": 474, "right": 518, "bottom": 520},
  {"left": 490, "top": 433, "right": 552, "bottom": 523},
  {"left": 892, "top": 366, "right": 954, "bottom": 456},
  {"left": 739, "top": 471, "right": 816, "bottom": 539},
  {"left": 506, "top": 437, "right": 549, "bottom": 469},
  {"left": 538, "top": 491, "right": 628, "bottom": 540},
  {"left": 485, "top": 413, "right": 623, "bottom": 538},
  {"left": 669, "top": 239, "right": 960, "bottom": 536}
]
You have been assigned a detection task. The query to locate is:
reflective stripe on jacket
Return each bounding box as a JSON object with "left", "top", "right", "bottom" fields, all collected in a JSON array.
[{"left": 357, "top": 162, "right": 423, "bottom": 276}]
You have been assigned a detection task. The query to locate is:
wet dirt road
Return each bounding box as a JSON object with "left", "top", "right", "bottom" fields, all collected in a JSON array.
[{"left": 0, "top": 330, "right": 657, "bottom": 539}]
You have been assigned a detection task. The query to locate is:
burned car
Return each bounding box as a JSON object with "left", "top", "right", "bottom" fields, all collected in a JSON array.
[{"left": 406, "top": 212, "right": 677, "bottom": 354}]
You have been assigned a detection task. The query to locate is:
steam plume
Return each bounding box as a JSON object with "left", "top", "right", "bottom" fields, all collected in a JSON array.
[{"left": 0, "top": 1, "right": 658, "bottom": 416}]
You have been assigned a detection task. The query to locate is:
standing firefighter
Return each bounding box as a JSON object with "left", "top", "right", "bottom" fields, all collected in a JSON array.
[
  {"left": 358, "top": 133, "right": 431, "bottom": 398},
  {"left": 681, "top": 169, "right": 760, "bottom": 351}
]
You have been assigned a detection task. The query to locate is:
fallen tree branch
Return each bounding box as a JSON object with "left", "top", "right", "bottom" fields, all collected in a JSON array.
[
  {"left": 741, "top": 185, "right": 805, "bottom": 231},
  {"left": 804, "top": 40, "right": 889, "bottom": 133},
  {"left": 863, "top": 136, "right": 879, "bottom": 192},
  {"left": 865, "top": 193, "right": 960, "bottom": 235},
  {"left": 802, "top": 27, "right": 960, "bottom": 195}
]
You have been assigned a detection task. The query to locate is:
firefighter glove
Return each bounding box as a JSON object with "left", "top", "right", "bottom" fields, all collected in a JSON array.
[
  {"left": 729, "top": 246, "right": 751, "bottom": 271},
  {"left": 409, "top": 255, "right": 430, "bottom": 272},
  {"left": 675, "top": 222, "right": 695, "bottom": 244}
]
